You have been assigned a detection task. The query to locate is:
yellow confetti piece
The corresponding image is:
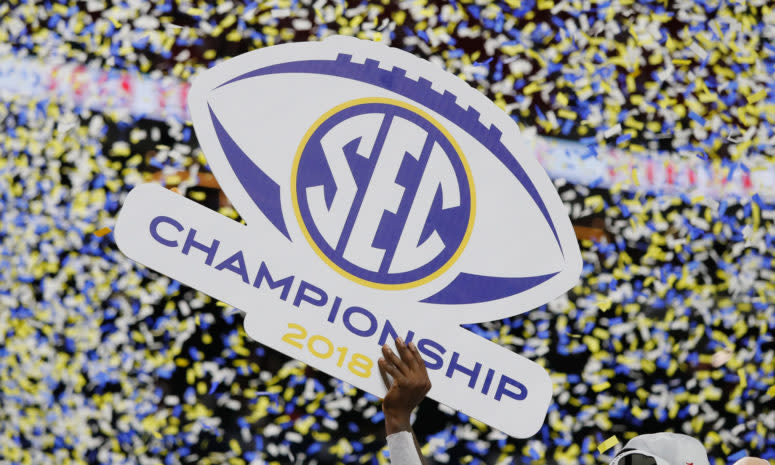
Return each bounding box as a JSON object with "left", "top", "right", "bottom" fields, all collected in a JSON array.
[
  {"left": 165, "top": 174, "right": 182, "bottom": 185},
  {"left": 52, "top": 3, "right": 68, "bottom": 14},
  {"left": 558, "top": 109, "right": 578, "bottom": 120},
  {"left": 190, "top": 191, "right": 207, "bottom": 201},
  {"left": 112, "top": 145, "right": 131, "bottom": 157},
  {"left": 94, "top": 227, "right": 112, "bottom": 237},
  {"left": 592, "top": 381, "right": 611, "bottom": 392},
  {"left": 523, "top": 81, "right": 542, "bottom": 95},
  {"left": 537, "top": 0, "right": 553, "bottom": 9},
  {"left": 229, "top": 439, "right": 242, "bottom": 455},
  {"left": 767, "top": 386, "right": 775, "bottom": 397},
  {"left": 597, "top": 435, "right": 619, "bottom": 453},
  {"left": 747, "top": 89, "right": 767, "bottom": 104}
]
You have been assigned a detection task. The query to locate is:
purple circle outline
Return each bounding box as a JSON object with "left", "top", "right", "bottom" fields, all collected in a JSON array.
[{"left": 295, "top": 101, "right": 472, "bottom": 286}]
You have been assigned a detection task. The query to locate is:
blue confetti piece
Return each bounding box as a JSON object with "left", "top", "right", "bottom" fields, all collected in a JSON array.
[{"left": 208, "top": 381, "right": 220, "bottom": 394}]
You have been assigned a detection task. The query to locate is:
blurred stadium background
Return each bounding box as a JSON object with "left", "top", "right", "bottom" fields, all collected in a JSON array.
[{"left": 0, "top": 0, "right": 773, "bottom": 464}]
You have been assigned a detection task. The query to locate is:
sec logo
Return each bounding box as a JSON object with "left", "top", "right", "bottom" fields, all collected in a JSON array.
[{"left": 292, "top": 98, "right": 474, "bottom": 289}]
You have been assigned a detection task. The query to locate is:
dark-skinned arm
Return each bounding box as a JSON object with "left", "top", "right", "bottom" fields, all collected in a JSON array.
[{"left": 378, "top": 337, "right": 431, "bottom": 465}]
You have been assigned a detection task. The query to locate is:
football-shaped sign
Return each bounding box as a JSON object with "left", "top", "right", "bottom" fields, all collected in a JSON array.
[{"left": 115, "top": 36, "right": 582, "bottom": 438}]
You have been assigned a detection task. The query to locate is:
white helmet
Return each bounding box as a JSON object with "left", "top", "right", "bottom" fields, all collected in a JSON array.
[{"left": 610, "top": 433, "right": 710, "bottom": 465}]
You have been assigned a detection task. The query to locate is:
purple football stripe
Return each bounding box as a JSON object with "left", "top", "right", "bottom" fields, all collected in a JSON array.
[
  {"left": 421, "top": 272, "right": 560, "bottom": 305},
  {"left": 209, "top": 106, "right": 291, "bottom": 240}
]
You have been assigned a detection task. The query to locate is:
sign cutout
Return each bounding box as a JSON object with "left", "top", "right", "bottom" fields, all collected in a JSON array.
[{"left": 115, "top": 36, "right": 583, "bottom": 438}]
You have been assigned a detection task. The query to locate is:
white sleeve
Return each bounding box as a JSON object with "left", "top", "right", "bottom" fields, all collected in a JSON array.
[{"left": 387, "top": 431, "right": 423, "bottom": 465}]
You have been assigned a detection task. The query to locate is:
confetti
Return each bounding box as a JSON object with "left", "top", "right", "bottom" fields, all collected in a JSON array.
[
  {"left": 711, "top": 349, "right": 733, "bottom": 368},
  {"left": 94, "top": 227, "right": 112, "bottom": 237},
  {"left": 690, "top": 43, "right": 708, "bottom": 61},
  {"left": 592, "top": 382, "right": 611, "bottom": 393},
  {"left": 597, "top": 436, "right": 620, "bottom": 454},
  {"left": 604, "top": 124, "right": 623, "bottom": 139},
  {"left": 597, "top": 297, "right": 613, "bottom": 311},
  {"left": 747, "top": 89, "right": 767, "bottom": 105}
]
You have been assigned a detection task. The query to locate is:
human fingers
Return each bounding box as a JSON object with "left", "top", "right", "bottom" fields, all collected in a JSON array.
[
  {"left": 377, "top": 357, "right": 393, "bottom": 390},
  {"left": 395, "top": 337, "right": 417, "bottom": 370},
  {"left": 408, "top": 341, "right": 431, "bottom": 394},
  {"left": 378, "top": 356, "right": 402, "bottom": 382},
  {"left": 408, "top": 341, "right": 428, "bottom": 375},
  {"left": 382, "top": 344, "right": 408, "bottom": 376}
]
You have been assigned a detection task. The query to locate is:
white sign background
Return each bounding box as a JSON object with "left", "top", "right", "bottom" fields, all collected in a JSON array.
[{"left": 115, "top": 36, "right": 582, "bottom": 438}]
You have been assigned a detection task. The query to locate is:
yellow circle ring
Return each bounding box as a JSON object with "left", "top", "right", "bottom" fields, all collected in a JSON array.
[{"left": 291, "top": 97, "right": 476, "bottom": 290}]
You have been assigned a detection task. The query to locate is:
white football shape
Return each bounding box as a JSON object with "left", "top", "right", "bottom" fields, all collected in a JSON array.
[{"left": 188, "top": 35, "right": 582, "bottom": 325}]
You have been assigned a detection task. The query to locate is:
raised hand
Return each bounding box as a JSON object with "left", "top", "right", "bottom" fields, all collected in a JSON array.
[{"left": 378, "top": 337, "right": 431, "bottom": 434}]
